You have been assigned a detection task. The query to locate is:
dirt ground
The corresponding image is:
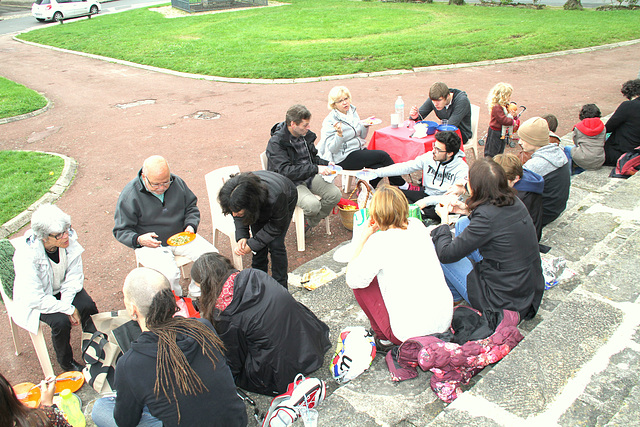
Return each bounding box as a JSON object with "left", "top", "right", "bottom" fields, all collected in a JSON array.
[{"left": 1, "top": 33, "right": 639, "bottom": 384}]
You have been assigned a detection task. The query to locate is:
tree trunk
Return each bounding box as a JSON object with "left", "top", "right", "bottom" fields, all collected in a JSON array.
[{"left": 563, "top": 0, "right": 583, "bottom": 10}]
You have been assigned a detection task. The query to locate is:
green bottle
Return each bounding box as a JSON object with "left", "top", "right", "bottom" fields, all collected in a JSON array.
[{"left": 58, "top": 389, "right": 86, "bottom": 427}]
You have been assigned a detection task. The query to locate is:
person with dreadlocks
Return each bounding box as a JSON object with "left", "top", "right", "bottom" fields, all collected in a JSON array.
[{"left": 91, "top": 267, "right": 247, "bottom": 427}]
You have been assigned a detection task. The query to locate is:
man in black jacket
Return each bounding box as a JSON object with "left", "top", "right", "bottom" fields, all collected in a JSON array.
[
  {"left": 218, "top": 171, "right": 297, "bottom": 288},
  {"left": 113, "top": 155, "right": 217, "bottom": 297},
  {"left": 266, "top": 104, "right": 341, "bottom": 231}
]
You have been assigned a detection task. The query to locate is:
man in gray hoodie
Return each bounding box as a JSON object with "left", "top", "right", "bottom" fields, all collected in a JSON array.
[
  {"left": 519, "top": 117, "right": 571, "bottom": 226},
  {"left": 371, "top": 131, "right": 469, "bottom": 220}
]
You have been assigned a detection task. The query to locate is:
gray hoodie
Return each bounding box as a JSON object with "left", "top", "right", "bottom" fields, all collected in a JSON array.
[
  {"left": 524, "top": 144, "right": 568, "bottom": 177},
  {"left": 374, "top": 150, "right": 468, "bottom": 196}
]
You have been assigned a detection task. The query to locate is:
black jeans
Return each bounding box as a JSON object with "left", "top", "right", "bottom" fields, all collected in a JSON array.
[
  {"left": 338, "top": 149, "right": 406, "bottom": 188},
  {"left": 250, "top": 228, "right": 289, "bottom": 289},
  {"left": 40, "top": 288, "right": 98, "bottom": 367}
]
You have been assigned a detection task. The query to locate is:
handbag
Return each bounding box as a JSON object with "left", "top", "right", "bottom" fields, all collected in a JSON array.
[{"left": 81, "top": 310, "right": 132, "bottom": 393}]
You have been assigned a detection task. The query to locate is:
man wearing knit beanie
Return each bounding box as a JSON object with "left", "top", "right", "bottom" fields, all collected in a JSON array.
[{"left": 519, "top": 117, "right": 571, "bottom": 227}]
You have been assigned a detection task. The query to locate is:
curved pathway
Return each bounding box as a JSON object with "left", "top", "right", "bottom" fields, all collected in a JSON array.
[{"left": 0, "top": 32, "right": 638, "bottom": 383}]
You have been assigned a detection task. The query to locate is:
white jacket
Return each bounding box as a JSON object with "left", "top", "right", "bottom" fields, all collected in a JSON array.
[
  {"left": 346, "top": 218, "right": 453, "bottom": 341},
  {"left": 375, "top": 150, "right": 469, "bottom": 196},
  {"left": 12, "top": 229, "right": 84, "bottom": 334},
  {"left": 318, "top": 105, "right": 369, "bottom": 164}
]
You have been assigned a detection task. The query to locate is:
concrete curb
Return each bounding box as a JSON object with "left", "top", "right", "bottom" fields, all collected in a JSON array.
[
  {"left": 0, "top": 97, "right": 51, "bottom": 125},
  {"left": 0, "top": 151, "right": 77, "bottom": 239},
  {"left": 12, "top": 32, "right": 640, "bottom": 84}
]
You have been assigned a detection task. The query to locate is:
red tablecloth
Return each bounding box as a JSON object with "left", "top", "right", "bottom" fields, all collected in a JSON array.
[{"left": 369, "top": 124, "right": 464, "bottom": 163}]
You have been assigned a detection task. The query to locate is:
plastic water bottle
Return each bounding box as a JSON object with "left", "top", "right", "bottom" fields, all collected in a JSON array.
[
  {"left": 395, "top": 96, "right": 404, "bottom": 124},
  {"left": 58, "top": 389, "right": 86, "bottom": 427}
]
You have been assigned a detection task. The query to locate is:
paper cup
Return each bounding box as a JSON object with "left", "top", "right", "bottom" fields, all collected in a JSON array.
[
  {"left": 390, "top": 113, "right": 399, "bottom": 128},
  {"left": 302, "top": 409, "right": 319, "bottom": 427}
]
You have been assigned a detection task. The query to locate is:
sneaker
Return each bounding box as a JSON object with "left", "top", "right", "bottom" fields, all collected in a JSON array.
[
  {"left": 262, "top": 374, "right": 326, "bottom": 427},
  {"left": 406, "top": 183, "right": 421, "bottom": 192},
  {"left": 374, "top": 336, "right": 396, "bottom": 354}
]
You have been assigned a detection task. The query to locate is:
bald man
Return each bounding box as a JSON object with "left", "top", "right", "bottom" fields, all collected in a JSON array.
[
  {"left": 113, "top": 155, "right": 217, "bottom": 298},
  {"left": 91, "top": 267, "right": 247, "bottom": 427}
]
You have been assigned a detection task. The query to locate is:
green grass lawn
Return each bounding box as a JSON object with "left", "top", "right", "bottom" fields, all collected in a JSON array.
[
  {"left": 16, "top": 0, "right": 640, "bottom": 79},
  {"left": 0, "top": 152, "right": 64, "bottom": 225},
  {"left": 0, "top": 77, "right": 47, "bottom": 119}
]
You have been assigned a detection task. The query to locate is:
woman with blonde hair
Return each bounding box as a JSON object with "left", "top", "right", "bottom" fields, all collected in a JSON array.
[
  {"left": 484, "top": 82, "right": 519, "bottom": 158},
  {"left": 318, "top": 86, "right": 408, "bottom": 188},
  {"left": 346, "top": 186, "right": 452, "bottom": 351}
]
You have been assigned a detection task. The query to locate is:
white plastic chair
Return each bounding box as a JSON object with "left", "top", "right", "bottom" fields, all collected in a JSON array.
[
  {"left": 259, "top": 152, "right": 331, "bottom": 252},
  {"left": 464, "top": 104, "right": 481, "bottom": 158},
  {"left": 204, "top": 166, "right": 244, "bottom": 269},
  {"left": 1, "top": 239, "right": 54, "bottom": 378}
]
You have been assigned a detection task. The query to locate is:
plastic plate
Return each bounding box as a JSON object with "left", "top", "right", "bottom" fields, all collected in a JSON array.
[
  {"left": 167, "top": 232, "right": 196, "bottom": 247},
  {"left": 355, "top": 170, "right": 377, "bottom": 182}
]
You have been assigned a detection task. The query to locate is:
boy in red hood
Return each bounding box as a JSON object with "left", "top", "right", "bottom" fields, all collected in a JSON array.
[{"left": 564, "top": 104, "right": 606, "bottom": 174}]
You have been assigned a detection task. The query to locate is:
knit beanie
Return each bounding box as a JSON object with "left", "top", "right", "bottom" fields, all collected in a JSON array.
[{"left": 518, "top": 117, "right": 550, "bottom": 147}]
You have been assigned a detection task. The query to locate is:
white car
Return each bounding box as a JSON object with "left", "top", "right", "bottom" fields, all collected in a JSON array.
[{"left": 32, "top": 0, "right": 100, "bottom": 22}]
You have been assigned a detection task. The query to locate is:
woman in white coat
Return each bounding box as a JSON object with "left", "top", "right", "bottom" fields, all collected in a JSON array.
[
  {"left": 13, "top": 204, "right": 97, "bottom": 372},
  {"left": 346, "top": 186, "right": 453, "bottom": 351}
]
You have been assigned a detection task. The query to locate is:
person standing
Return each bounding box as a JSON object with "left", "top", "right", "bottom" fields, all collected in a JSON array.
[
  {"left": 13, "top": 204, "right": 98, "bottom": 372},
  {"left": 113, "top": 155, "right": 217, "bottom": 298},
  {"left": 218, "top": 171, "right": 297, "bottom": 288},
  {"left": 266, "top": 104, "right": 341, "bottom": 231}
]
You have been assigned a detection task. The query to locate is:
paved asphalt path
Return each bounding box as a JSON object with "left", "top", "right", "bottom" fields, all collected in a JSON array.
[{"left": 1, "top": 32, "right": 639, "bottom": 383}]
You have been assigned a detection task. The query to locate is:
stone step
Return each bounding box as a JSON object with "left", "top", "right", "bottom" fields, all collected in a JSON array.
[
  {"left": 429, "top": 172, "right": 640, "bottom": 425},
  {"left": 277, "top": 169, "right": 640, "bottom": 426}
]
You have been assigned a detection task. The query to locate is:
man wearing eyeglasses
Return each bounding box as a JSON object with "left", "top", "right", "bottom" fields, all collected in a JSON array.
[
  {"left": 113, "top": 155, "right": 217, "bottom": 298},
  {"left": 368, "top": 131, "right": 469, "bottom": 221}
]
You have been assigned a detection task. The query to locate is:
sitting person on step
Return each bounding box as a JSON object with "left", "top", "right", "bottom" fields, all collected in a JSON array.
[
  {"left": 519, "top": 117, "right": 571, "bottom": 227},
  {"left": 346, "top": 185, "right": 453, "bottom": 352},
  {"left": 493, "top": 153, "right": 544, "bottom": 242},
  {"left": 191, "top": 252, "right": 331, "bottom": 396},
  {"left": 431, "top": 159, "right": 544, "bottom": 321},
  {"left": 564, "top": 103, "right": 606, "bottom": 174}
]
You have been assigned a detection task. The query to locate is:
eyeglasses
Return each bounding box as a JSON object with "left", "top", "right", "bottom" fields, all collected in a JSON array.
[
  {"left": 464, "top": 181, "right": 471, "bottom": 195},
  {"left": 145, "top": 176, "right": 173, "bottom": 189},
  {"left": 50, "top": 228, "right": 70, "bottom": 240},
  {"left": 433, "top": 146, "right": 446, "bottom": 154}
]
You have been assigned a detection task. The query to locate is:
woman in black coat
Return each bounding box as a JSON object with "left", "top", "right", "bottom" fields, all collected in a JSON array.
[
  {"left": 218, "top": 171, "right": 297, "bottom": 288},
  {"left": 191, "top": 252, "right": 331, "bottom": 396},
  {"left": 431, "top": 159, "right": 544, "bottom": 320},
  {"left": 603, "top": 79, "right": 640, "bottom": 166}
]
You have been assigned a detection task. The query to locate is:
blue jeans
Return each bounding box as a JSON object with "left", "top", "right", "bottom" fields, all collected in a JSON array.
[
  {"left": 92, "top": 396, "right": 163, "bottom": 427},
  {"left": 439, "top": 216, "right": 483, "bottom": 303},
  {"left": 563, "top": 145, "right": 584, "bottom": 175}
]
